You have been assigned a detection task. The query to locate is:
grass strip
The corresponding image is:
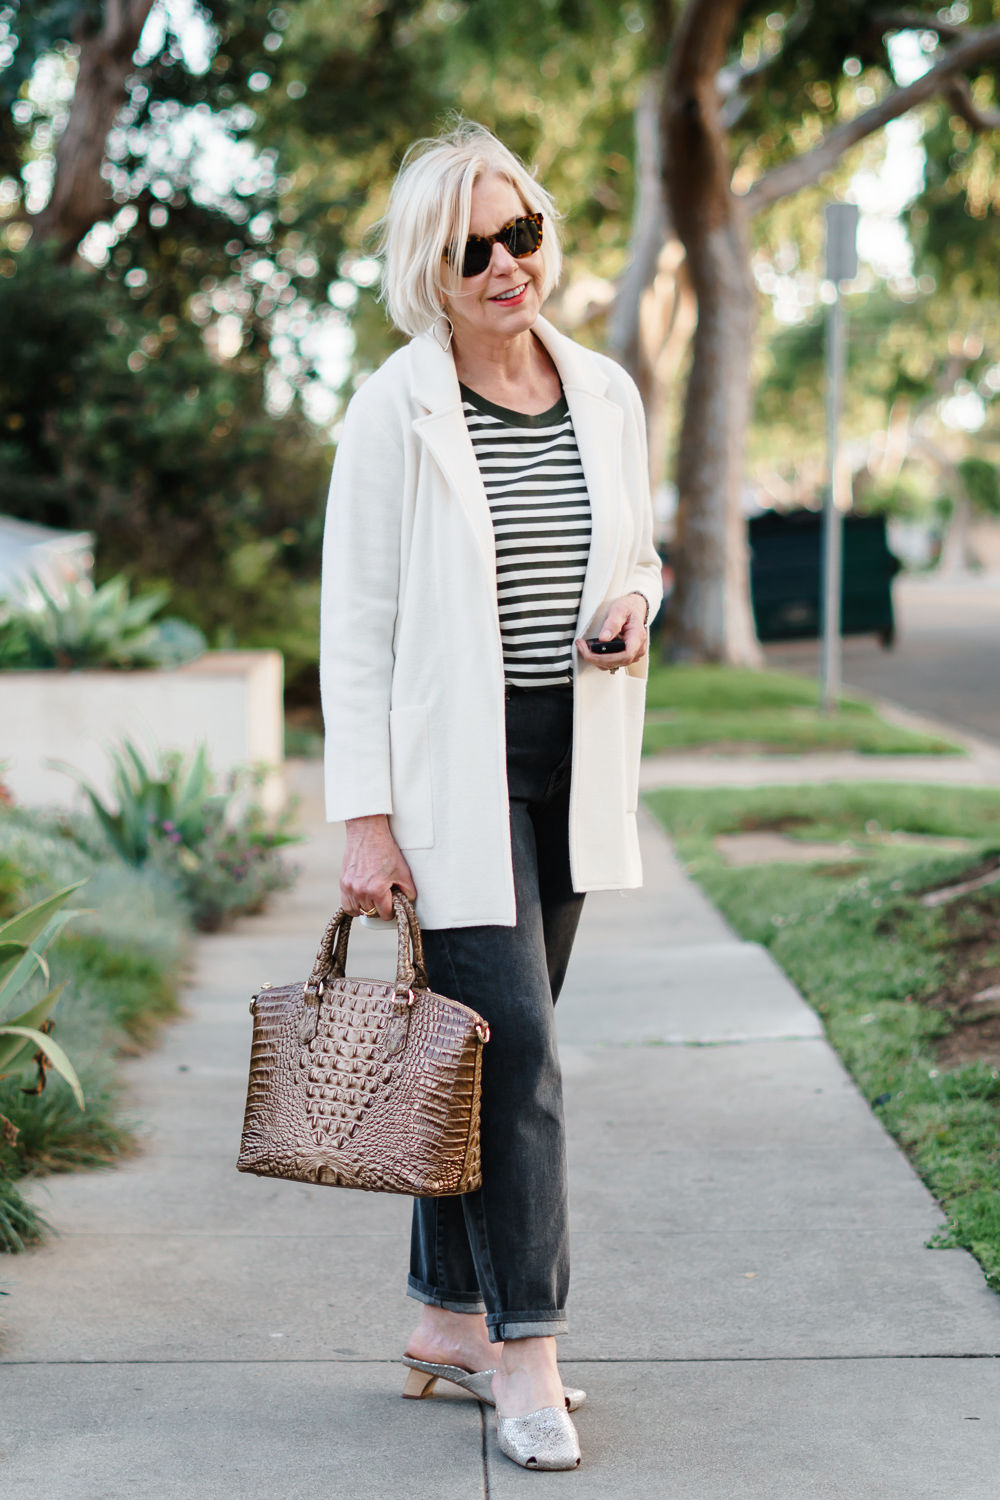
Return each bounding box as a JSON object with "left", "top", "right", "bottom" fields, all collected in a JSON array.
[
  {"left": 644, "top": 781, "right": 1000, "bottom": 1291},
  {"left": 643, "top": 664, "right": 962, "bottom": 756}
]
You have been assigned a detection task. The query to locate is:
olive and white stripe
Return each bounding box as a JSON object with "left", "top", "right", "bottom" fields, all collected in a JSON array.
[{"left": 461, "top": 385, "right": 591, "bottom": 688}]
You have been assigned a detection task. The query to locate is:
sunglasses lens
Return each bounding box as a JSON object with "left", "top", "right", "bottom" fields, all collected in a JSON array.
[
  {"left": 506, "top": 217, "right": 541, "bottom": 258},
  {"left": 461, "top": 241, "right": 492, "bottom": 277}
]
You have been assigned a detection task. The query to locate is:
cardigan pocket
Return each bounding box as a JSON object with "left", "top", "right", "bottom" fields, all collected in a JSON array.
[{"left": 388, "top": 705, "right": 435, "bottom": 849}]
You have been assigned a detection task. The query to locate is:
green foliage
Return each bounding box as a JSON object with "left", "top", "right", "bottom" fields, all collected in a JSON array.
[
  {"left": 0, "top": 883, "right": 88, "bottom": 1108},
  {"left": 959, "top": 456, "right": 1000, "bottom": 517},
  {"left": 854, "top": 472, "right": 938, "bottom": 522},
  {"left": 61, "top": 740, "right": 299, "bottom": 931},
  {"left": 0, "top": 1174, "right": 48, "bottom": 1255},
  {"left": 906, "top": 84, "right": 1000, "bottom": 305},
  {"left": 0, "top": 574, "right": 205, "bottom": 671},
  {"left": 64, "top": 741, "right": 220, "bottom": 866},
  {"left": 0, "top": 853, "right": 22, "bottom": 913},
  {"left": 0, "top": 807, "right": 191, "bottom": 1254},
  {"left": 752, "top": 286, "right": 1000, "bottom": 492},
  {"left": 646, "top": 780, "right": 1000, "bottom": 1289},
  {"left": 0, "top": 248, "right": 330, "bottom": 697}
]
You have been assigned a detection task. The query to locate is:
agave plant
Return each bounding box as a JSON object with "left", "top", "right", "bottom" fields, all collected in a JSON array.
[
  {"left": 59, "top": 742, "right": 298, "bottom": 929},
  {"left": 0, "top": 882, "right": 87, "bottom": 1110},
  {"left": 0, "top": 573, "right": 205, "bottom": 670},
  {"left": 60, "top": 740, "right": 223, "bottom": 866}
]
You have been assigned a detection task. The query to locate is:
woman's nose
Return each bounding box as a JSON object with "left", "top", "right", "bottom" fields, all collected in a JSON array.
[{"left": 490, "top": 240, "right": 520, "bottom": 273}]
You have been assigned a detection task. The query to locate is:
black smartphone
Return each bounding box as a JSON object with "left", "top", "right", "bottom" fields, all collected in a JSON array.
[{"left": 584, "top": 636, "right": 627, "bottom": 654}]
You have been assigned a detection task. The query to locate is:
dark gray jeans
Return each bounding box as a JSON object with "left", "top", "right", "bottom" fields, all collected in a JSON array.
[{"left": 407, "top": 682, "right": 585, "bottom": 1344}]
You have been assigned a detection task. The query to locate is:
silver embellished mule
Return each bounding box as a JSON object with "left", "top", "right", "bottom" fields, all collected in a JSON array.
[
  {"left": 496, "top": 1405, "right": 582, "bottom": 1471},
  {"left": 401, "top": 1355, "right": 586, "bottom": 1412}
]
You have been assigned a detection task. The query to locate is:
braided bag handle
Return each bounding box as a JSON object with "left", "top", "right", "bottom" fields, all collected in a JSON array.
[{"left": 305, "top": 887, "right": 429, "bottom": 1004}]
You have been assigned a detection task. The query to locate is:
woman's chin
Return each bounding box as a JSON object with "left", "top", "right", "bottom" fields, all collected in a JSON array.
[{"left": 486, "top": 298, "right": 538, "bottom": 337}]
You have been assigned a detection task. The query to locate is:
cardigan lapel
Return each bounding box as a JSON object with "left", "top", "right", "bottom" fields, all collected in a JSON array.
[
  {"left": 409, "top": 331, "right": 498, "bottom": 576},
  {"left": 533, "top": 319, "right": 624, "bottom": 638},
  {"left": 408, "top": 316, "right": 624, "bottom": 625}
]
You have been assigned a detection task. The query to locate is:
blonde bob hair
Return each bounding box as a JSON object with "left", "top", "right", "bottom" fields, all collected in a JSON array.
[{"left": 376, "top": 121, "right": 562, "bottom": 339}]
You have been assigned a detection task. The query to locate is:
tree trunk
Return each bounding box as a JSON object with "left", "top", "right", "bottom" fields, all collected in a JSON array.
[
  {"left": 608, "top": 73, "right": 696, "bottom": 492},
  {"left": 609, "top": 73, "right": 671, "bottom": 394},
  {"left": 915, "top": 435, "right": 981, "bottom": 574},
  {"left": 937, "top": 491, "right": 979, "bottom": 574},
  {"left": 30, "top": 0, "right": 155, "bottom": 259},
  {"left": 645, "top": 244, "right": 697, "bottom": 494},
  {"left": 659, "top": 0, "right": 762, "bottom": 664}
]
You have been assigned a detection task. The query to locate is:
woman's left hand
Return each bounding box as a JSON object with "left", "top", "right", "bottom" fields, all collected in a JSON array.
[{"left": 575, "top": 593, "right": 649, "bottom": 672}]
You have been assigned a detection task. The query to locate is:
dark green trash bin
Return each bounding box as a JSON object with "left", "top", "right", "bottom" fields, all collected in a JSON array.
[{"left": 748, "top": 509, "right": 901, "bottom": 647}]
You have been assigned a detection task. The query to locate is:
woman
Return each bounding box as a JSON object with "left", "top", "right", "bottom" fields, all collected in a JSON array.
[{"left": 320, "top": 121, "right": 661, "bottom": 1472}]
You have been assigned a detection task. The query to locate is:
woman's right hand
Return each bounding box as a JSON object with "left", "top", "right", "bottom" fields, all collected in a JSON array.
[{"left": 340, "top": 814, "right": 417, "bottom": 919}]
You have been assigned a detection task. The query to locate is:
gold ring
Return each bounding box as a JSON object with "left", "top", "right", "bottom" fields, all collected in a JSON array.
[{"left": 361, "top": 905, "right": 378, "bottom": 918}]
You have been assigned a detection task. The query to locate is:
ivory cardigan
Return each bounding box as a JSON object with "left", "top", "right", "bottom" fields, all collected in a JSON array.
[{"left": 319, "top": 314, "right": 662, "bottom": 929}]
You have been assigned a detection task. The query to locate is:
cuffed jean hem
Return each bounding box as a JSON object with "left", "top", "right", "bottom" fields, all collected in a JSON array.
[
  {"left": 486, "top": 1311, "right": 569, "bottom": 1344},
  {"left": 406, "top": 1274, "right": 487, "bottom": 1316}
]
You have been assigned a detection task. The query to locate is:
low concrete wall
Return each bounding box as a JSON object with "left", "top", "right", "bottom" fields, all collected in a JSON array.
[{"left": 1, "top": 650, "right": 285, "bottom": 813}]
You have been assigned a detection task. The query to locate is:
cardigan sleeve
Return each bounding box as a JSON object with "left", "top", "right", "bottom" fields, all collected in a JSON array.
[{"left": 320, "top": 382, "right": 404, "bottom": 823}]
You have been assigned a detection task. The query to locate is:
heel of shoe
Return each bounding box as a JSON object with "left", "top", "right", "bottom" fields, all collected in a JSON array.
[{"left": 402, "top": 1367, "right": 438, "bottom": 1399}]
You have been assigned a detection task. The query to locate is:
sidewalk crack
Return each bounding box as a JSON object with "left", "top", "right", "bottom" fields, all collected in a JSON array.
[{"left": 480, "top": 1402, "right": 490, "bottom": 1498}]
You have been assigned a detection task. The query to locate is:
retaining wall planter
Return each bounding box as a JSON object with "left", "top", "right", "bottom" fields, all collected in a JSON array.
[{"left": 1, "top": 650, "right": 285, "bottom": 812}]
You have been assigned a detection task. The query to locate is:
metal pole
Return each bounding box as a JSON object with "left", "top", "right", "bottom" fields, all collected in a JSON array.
[
  {"left": 821, "top": 286, "right": 844, "bottom": 714},
  {"left": 820, "top": 201, "right": 856, "bottom": 717}
]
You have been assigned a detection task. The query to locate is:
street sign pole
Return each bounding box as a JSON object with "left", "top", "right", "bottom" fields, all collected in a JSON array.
[
  {"left": 820, "top": 203, "right": 858, "bottom": 716},
  {"left": 821, "top": 286, "right": 845, "bottom": 714}
]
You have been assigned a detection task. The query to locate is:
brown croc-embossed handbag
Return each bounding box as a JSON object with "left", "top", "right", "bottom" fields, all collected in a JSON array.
[{"left": 237, "top": 888, "right": 489, "bottom": 1196}]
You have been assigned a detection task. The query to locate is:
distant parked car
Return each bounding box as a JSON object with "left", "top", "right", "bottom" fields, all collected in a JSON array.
[{"left": 748, "top": 509, "right": 902, "bottom": 648}]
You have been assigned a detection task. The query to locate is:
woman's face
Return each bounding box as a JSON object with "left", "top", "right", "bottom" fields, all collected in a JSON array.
[{"left": 442, "top": 174, "right": 546, "bottom": 350}]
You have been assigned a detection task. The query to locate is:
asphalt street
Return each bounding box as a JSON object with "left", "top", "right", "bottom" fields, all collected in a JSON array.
[{"left": 763, "top": 573, "right": 1000, "bottom": 747}]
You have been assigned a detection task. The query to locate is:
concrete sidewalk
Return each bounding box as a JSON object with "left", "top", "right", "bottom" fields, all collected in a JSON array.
[{"left": 2, "top": 762, "right": 1000, "bottom": 1498}]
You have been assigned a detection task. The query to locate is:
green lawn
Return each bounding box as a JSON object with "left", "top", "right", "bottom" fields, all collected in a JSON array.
[
  {"left": 645, "top": 781, "right": 1000, "bottom": 1291},
  {"left": 643, "top": 664, "right": 962, "bottom": 756}
]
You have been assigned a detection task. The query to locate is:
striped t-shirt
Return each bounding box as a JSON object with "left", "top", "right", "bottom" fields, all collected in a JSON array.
[{"left": 461, "top": 384, "right": 591, "bottom": 688}]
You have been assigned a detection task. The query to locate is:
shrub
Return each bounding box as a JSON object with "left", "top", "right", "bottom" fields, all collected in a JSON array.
[
  {"left": 62, "top": 741, "right": 299, "bottom": 930},
  {"left": 0, "top": 574, "right": 205, "bottom": 671},
  {"left": 0, "top": 884, "right": 88, "bottom": 1111},
  {"left": 0, "top": 809, "right": 190, "bottom": 1255}
]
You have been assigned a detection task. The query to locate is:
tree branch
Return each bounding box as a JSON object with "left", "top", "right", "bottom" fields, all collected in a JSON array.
[
  {"left": 946, "top": 74, "right": 1000, "bottom": 132},
  {"left": 718, "top": 45, "right": 783, "bottom": 130},
  {"left": 873, "top": 10, "right": 966, "bottom": 43},
  {"left": 743, "top": 22, "right": 1000, "bottom": 214},
  {"left": 103, "top": 0, "right": 124, "bottom": 42},
  {"left": 717, "top": 3, "right": 814, "bottom": 130},
  {"left": 31, "top": 0, "right": 157, "bottom": 257}
]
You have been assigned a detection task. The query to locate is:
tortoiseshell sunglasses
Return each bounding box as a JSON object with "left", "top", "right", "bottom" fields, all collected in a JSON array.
[{"left": 444, "top": 212, "right": 544, "bottom": 278}]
